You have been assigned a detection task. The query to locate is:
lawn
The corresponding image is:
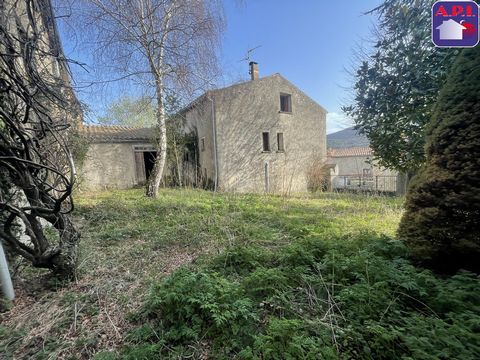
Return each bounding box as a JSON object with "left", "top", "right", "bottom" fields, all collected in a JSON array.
[{"left": 1, "top": 189, "right": 478, "bottom": 359}]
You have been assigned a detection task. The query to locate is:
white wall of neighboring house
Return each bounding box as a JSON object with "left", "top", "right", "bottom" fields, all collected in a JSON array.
[{"left": 328, "top": 152, "right": 399, "bottom": 193}]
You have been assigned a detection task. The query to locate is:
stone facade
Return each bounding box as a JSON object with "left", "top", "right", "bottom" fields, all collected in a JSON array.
[
  {"left": 182, "top": 72, "right": 327, "bottom": 193},
  {"left": 78, "top": 125, "right": 157, "bottom": 190},
  {"left": 182, "top": 96, "right": 216, "bottom": 183},
  {"left": 81, "top": 142, "right": 146, "bottom": 189}
]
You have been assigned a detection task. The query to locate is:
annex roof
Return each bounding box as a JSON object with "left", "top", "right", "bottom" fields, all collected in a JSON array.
[
  {"left": 327, "top": 146, "right": 373, "bottom": 157},
  {"left": 78, "top": 124, "right": 156, "bottom": 143}
]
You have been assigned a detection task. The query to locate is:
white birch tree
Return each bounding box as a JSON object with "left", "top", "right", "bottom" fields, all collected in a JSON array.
[{"left": 65, "top": 0, "right": 224, "bottom": 197}]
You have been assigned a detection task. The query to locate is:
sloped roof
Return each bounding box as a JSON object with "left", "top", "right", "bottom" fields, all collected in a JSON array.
[
  {"left": 180, "top": 73, "right": 327, "bottom": 114},
  {"left": 327, "top": 147, "right": 372, "bottom": 157},
  {"left": 78, "top": 124, "right": 155, "bottom": 143}
]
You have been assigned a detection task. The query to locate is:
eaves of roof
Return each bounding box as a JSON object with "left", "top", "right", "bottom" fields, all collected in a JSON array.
[
  {"left": 78, "top": 124, "right": 156, "bottom": 143},
  {"left": 327, "top": 146, "right": 373, "bottom": 157}
]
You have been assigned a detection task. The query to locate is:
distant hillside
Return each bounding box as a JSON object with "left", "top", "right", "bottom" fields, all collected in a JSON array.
[{"left": 327, "top": 127, "right": 370, "bottom": 148}]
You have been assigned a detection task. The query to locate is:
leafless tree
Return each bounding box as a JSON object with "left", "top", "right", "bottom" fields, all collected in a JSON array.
[
  {"left": 0, "top": 0, "right": 81, "bottom": 278},
  {"left": 66, "top": 0, "right": 224, "bottom": 198}
]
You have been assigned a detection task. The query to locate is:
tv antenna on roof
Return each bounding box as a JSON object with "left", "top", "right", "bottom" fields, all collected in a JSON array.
[{"left": 238, "top": 45, "right": 262, "bottom": 63}]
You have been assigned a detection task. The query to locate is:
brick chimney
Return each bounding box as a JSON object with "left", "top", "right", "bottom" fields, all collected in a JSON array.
[{"left": 249, "top": 61, "right": 259, "bottom": 80}]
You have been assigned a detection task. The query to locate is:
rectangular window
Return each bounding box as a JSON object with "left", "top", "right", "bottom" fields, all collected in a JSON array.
[
  {"left": 200, "top": 137, "right": 205, "bottom": 152},
  {"left": 277, "top": 133, "right": 284, "bottom": 152},
  {"left": 262, "top": 132, "right": 270, "bottom": 152},
  {"left": 280, "top": 93, "right": 292, "bottom": 112}
]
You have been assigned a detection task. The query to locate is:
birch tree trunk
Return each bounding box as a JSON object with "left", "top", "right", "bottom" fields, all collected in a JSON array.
[
  {"left": 146, "top": 81, "right": 167, "bottom": 198},
  {"left": 67, "top": 0, "right": 224, "bottom": 199}
]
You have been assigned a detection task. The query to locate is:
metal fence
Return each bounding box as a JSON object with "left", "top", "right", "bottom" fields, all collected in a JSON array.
[{"left": 329, "top": 175, "right": 400, "bottom": 194}]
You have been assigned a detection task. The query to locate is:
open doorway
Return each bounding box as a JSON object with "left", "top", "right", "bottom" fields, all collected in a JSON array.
[
  {"left": 133, "top": 146, "right": 157, "bottom": 185},
  {"left": 143, "top": 151, "right": 157, "bottom": 180}
]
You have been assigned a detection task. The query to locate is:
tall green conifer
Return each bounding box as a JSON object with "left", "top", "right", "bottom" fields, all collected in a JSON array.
[{"left": 398, "top": 46, "right": 480, "bottom": 273}]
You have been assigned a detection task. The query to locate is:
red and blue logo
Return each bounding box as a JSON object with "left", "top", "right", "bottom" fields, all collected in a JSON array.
[{"left": 432, "top": 0, "right": 479, "bottom": 47}]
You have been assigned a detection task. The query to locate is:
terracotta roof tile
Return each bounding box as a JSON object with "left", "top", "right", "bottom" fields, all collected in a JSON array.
[
  {"left": 78, "top": 124, "right": 156, "bottom": 143},
  {"left": 327, "top": 147, "right": 373, "bottom": 157}
]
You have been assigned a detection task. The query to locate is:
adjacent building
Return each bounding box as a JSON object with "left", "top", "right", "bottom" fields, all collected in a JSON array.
[{"left": 326, "top": 127, "right": 406, "bottom": 194}]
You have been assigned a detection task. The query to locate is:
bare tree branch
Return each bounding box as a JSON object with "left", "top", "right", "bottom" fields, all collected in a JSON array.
[
  {"left": 61, "top": 0, "right": 224, "bottom": 197},
  {"left": 0, "top": 0, "right": 81, "bottom": 277}
]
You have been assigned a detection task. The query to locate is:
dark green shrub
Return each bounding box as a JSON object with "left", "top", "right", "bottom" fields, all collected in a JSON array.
[
  {"left": 209, "top": 245, "right": 274, "bottom": 276},
  {"left": 121, "top": 236, "right": 479, "bottom": 359},
  {"left": 331, "top": 253, "right": 480, "bottom": 359},
  {"left": 398, "top": 46, "right": 480, "bottom": 273},
  {"left": 239, "top": 318, "right": 337, "bottom": 360},
  {"left": 280, "top": 237, "right": 328, "bottom": 267},
  {"left": 129, "top": 268, "right": 257, "bottom": 357}
]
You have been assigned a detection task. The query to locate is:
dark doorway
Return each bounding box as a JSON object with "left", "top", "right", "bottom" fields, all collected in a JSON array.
[{"left": 143, "top": 151, "right": 157, "bottom": 179}]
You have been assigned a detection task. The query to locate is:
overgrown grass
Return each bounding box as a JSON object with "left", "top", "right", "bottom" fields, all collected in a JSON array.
[
  {"left": 116, "top": 237, "right": 480, "bottom": 359},
  {"left": 76, "top": 188, "right": 403, "bottom": 247},
  {"left": 1, "top": 189, "right": 478, "bottom": 359}
]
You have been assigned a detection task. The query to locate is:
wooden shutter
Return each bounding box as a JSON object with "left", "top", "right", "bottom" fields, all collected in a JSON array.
[
  {"left": 277, "top": 133, "right": 284, "bottom": 151},
  {"left": 134, "top": 152, "right": 146, "bottom": 184}
]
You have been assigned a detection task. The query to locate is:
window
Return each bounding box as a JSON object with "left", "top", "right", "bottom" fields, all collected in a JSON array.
[
  {"left": 277, "top": 133, "right": 284, "bottom": 152},
  {"left": 200, "top": 137, "right": 205, "bottom": 152},
  {"left": 280, "top": 93, "right": 292, "bottom": 112},
  {"left": 262, "top": 132, "right": 270, "bottom": 152}
]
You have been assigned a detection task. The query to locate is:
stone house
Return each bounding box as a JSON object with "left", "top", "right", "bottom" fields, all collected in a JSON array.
[
  {"left": 326, "top": 127, "right": 406, "bottom": 194},
  {"left": 79, "top": 62, "right": 327, "bottom": 193},
  {"left": 179, "top": 62, "right": 327, "bottom": 193}
]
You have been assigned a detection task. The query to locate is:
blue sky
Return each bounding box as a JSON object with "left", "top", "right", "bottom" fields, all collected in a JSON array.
[
  {"left": 61, "top": 0, "right": 382, "bottom": 133},
  {"left": 219, "top": 0, "right": 382, "bottom": 133}
]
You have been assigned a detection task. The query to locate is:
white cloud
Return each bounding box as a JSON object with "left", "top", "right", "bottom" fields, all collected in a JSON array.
[{"left": 326, "top": 112, "right": 354, "bottom": 134}]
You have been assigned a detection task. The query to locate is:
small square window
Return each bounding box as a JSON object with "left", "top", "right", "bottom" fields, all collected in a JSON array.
[
  {"left": 262, "top": 132, "right": 270, "bottom": 152},
  {"left": 277, "top": 133, "right": 284, "bottom": 152},
  {"left": 200, "top": 137, "right": 205, "bottom": 152},
  {"left": 280, "top": 93, "right": 292, "bottom": 113}
]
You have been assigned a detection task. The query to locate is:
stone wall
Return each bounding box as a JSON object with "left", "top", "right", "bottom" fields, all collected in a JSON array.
[
  {"left": 183, "top": 96, "right": 216, "bottom": 184},
  {"left": 80, "top": 142, "right": 151, "bottom": 190}
]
